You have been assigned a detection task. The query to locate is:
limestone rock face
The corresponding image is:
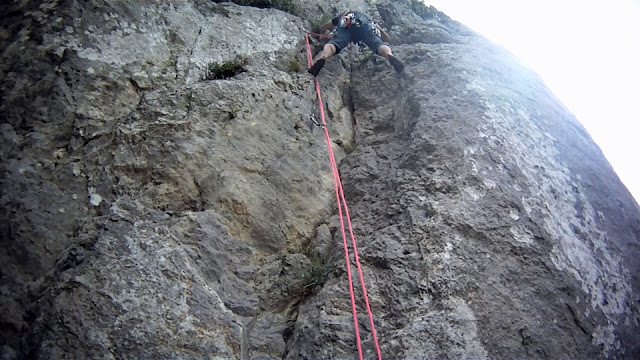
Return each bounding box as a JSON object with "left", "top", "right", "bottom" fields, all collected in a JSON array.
[{"left": 1, "top": 0, "right": 639, "bottom": 359}]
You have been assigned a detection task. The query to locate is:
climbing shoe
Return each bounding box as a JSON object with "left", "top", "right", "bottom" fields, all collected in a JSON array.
[
  {"left": 308, "top": 58, "right": 326, "bottom": 77},
  {"left": 389, "top": 55, "right": 405, "bottom": 73}
]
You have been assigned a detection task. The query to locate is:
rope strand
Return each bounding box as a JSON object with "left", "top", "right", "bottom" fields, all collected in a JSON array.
[{"left": 304, "top": 32, "right": 382, "bottom": 360}]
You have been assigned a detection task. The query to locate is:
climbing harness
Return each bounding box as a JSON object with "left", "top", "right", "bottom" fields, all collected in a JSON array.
[{"left": 305, "top": 32, "right": 383, "bottom": 360}]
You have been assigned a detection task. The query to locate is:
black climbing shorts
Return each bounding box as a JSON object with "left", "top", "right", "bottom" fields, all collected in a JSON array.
[{"left": 328, "top": 24, "right": 385, "bottom": 55}]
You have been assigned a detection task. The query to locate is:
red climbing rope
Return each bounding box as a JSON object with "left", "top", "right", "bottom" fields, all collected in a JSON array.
[{"left": 304, "top": 32, "right": 382, "bottom": 360}]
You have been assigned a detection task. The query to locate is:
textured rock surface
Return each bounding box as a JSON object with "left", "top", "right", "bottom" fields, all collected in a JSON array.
[{"left": 1, "top": 0, "right": 639, "bottom": 359}]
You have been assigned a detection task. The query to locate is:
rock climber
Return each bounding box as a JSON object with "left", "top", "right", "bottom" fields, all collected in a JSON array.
[{"left": 308, "top": 10, "right": 405, "bottom": 77}]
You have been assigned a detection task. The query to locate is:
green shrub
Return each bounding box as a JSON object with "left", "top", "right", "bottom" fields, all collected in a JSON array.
[
  {"left": 203, "top": 57, "right": 248, "bottom": 80},
  {"left": 299, "top": 257, "right": 326, "bottom": 296},
  {"left": 287, "top": 59, "right": 302, "bottom": 73}
]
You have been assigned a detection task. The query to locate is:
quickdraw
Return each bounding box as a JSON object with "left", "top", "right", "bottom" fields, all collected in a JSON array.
[{"left": 310, "top": 114, "right": 326, "bottom": 128}]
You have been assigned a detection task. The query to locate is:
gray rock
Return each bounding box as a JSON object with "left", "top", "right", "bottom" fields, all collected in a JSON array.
[{"left": 1, "top": 0, "right": 638, "bottom": 359}]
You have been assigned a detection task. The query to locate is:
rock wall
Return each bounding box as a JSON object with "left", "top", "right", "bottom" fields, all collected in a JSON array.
[{"left": 1, "top": 0, "right": 639, "bottom": 359}]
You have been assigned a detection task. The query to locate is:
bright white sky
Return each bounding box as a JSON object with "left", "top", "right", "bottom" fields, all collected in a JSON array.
[{"left": 424, "top": 0, "right": 640, "bottom": 203}]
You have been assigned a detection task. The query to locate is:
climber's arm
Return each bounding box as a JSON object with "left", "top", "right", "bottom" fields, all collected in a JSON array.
[
  {"left": 319, "top": 21, "right": 335, "bottom": 33},
  {"left": 321, "top": 10, "right": 350, "bottom": 33}
]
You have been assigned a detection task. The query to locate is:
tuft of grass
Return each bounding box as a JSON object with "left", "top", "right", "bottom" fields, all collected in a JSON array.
[
  {"left": 360, "top": 51, "right": 374, "bottom": 64},
  {"left": 203, "top": 57, "right": 248, "bottom": 80},
  {"left": 228, "top": 107, "right": 240, "bottom": 119},
  {"left": 287, "top": 59, "right": 302, "bottom": 73},
  {"left": 298, "top": 257, "right": 326, "bottom": 296}
]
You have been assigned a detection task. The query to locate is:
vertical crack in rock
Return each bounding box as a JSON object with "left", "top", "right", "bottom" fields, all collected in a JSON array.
[
  {"left": 240, "top": 314, "right": 257, "bottom": 360},
  {"left": 188, "top": 26, "right": 204, "bottom": 79}
]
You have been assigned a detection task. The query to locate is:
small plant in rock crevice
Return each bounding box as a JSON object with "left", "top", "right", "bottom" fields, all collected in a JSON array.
[
  {"left": 228, "top": 107, "right": 240, "bottom": 119},
  {"left": 203, "top": 57, "right": 248, "bottom": 80},
  {"left": 287, "top": 59, "right": 302, "bottom": 73},
  {"left": 272, "top": 257, "right": 328, "bottom": 301},
  {"left": 298, "top": 257, "right": 326, "bottom": 296}
]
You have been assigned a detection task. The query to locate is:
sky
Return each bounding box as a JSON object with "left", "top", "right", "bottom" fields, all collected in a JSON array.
[{"left": 424, "top": 0, "right": 640, "bottom": 203}]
